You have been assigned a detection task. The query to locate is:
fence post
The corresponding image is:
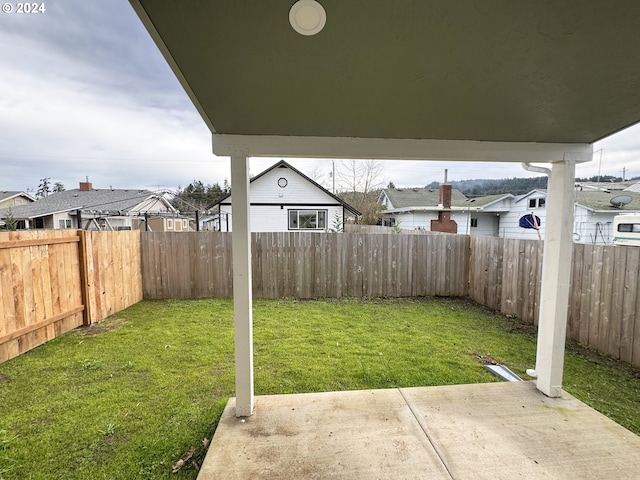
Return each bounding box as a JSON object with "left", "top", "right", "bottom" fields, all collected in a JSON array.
[{"left": 78, "top": 230, "right": 93, "bottom": 325}]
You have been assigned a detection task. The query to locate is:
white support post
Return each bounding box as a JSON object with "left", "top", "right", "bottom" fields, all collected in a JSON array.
[
  {"left": 230, "top": 152, "right": 254, "bottom": 416},
  {"left": 535, "top": 159, "right": 576, "bottom": 397}
]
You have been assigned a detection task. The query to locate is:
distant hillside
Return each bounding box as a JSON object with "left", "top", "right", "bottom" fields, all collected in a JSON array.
[{"left": 426, "top": 176, "right": 548, "bottom": 197}]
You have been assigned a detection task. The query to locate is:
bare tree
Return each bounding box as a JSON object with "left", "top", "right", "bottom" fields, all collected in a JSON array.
[
  {"left": 334, "top": 160, "right": 385, "bottom": 194},
  {"left": 335, "top": 160, "right": 385, "bottom": 224},
  {"left": 306, "top": 165, "right": 329, "bottom": 189}
]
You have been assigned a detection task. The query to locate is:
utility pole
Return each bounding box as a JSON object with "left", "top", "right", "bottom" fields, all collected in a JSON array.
[{"left": 331, "top": 160, "right": 335, "bottom": 194}]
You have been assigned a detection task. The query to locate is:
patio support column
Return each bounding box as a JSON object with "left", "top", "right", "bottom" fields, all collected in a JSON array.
[
  {"left": 230, "top": 151, "right": 254, "bottom": 416},
  {"left": 535, "top": 159, "right": 576, "bottom": 397}
]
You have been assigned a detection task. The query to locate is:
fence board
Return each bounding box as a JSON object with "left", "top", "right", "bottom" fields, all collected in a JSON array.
[
  {"left": 578, "top": 244, "right": 594, "bottom": 345},
  {"left": 568, "top": 244, "right": 584, "bottom": 341},
  {"left": 620, "top": 248, "right": 639, "bottom": 363},
  {"left": 609, "top": 247, "right": 627, "bottom": 358}
]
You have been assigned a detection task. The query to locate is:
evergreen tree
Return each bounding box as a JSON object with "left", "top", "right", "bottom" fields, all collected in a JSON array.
[
  {"left": 36, "top": 177, "right": 51, "bottom": 199},
  {"left": 172, "top": 180, "right": 226, "bottom": 212},
  {"left": 1, "top": 208, "right": 18, "bottom": 231}
]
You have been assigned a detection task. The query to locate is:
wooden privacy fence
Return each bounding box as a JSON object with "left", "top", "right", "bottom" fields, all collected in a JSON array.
[
  {"left": 141, "top": 231, "right": 470, "bottom": 300},
  {"left": 470, "top": 237, "right": 640, "bottom": 367},
  {"left": 4, "top": 229, "right": 639, "bottom": 368},
  {"left": 0, "top": 230, "right": 142, "bottom": 363}
]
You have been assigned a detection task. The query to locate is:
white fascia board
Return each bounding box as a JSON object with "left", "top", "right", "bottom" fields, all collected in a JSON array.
[
  {"left": 213, "top": 134, "right": 593, "bottom": 163},
  {"left": 384, "top": 206, "right": 470, "bottom": 213}
]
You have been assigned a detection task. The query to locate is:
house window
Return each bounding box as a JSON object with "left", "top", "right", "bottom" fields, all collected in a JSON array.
[
  {"left": 288, "top": 209, "right": 327, "bottom": 230},
  {"left": 529, "top": 198, "right": 545, "bottom": 208},
  {"left": 182, "top": 219, "right": 188, "bottom": 229},
  {"left": 58, "top": 219, "right": 72, "bottom": 229},
  {"left": 167, "top": 219, "right": 173, "bottom": 229},
  {"left": 470, "top": 218, "right": 478, "bottom": 228}
]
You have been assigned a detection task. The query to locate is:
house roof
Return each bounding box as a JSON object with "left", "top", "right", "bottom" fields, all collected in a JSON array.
[
  {"left": 207, "top": 160, "right": 361, "bottom": 216},
  {"left": 0, "top": 191, "right": 36, "bottom": 202},
  {"left": 623, "top": 182, "right": 640, "bottom": 193},
  {"left": 515, "top": 188, "right": 640, "bottom": 212},
  {"left": 132, "top": 1, "right": 640, "bottom": 158},
  {"left": 575, "top": 190, "right": 640, "bottom": 212},
  {"left": 469, "top": 194, "right": 515, "bottom": 209},
  {"left": 0, "top": 188, "right": 172, "bottom": 219},
  {"left": 381, "top": 188, "right": 468, "bottom": 209}
]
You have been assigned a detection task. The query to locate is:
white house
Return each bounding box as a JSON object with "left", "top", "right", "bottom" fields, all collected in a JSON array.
[
  {"left": 206, "top": 160, "right": 360, "bottom": 232},
  {"left": 0, "top": 181, "right": 178, "bottom": 231},
  {"left": 378, "top": 186, "right": 512, "bottom": 236},
  {"left": 501, "top": 189, "right": 640, "bottom": 244},
  {"left": 499, "top": 190, "right": 548, "bottom": 240},
  {"left": 379, "top": 185, "right": 640, "bottom": 244}
]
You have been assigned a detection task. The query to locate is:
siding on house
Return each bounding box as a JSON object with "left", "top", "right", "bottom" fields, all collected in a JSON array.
[
  {"left": 573, "top": 207, "right": 614, "bottom": 245},
  {"left": 211, "top": 160, "right": 359, "bottom": 232},
  {"left": 219, "top": 204, "right": 345, "bottom": 232},
  {"left": 499, "top": 191, "right": 547, "bottom": 240}
]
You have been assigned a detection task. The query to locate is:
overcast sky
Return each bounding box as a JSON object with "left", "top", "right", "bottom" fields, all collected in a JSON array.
[{"left": 2, "top": 1, "right": 639, "bottom": 194}]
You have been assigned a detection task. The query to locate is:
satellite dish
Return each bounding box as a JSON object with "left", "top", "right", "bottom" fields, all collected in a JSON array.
[{"left": 610, "top": 195, "right": 632, "bottom": 208}]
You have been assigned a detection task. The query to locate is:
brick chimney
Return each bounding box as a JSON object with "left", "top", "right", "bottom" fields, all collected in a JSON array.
[
  {"left": 439, "top": 183, "right": 452, "bottom": 209},
  {"left": 79, "top": 177, "right": 92, "bottom": 191},
  {"left": 431, "top": 170, "right": 457, "bottom": 233}
]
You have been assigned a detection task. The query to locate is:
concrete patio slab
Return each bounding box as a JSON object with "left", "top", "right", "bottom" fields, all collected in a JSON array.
[
  {"left": 401, "top": 382, "right": 640, "bottom": 480},
  {"left": 197, "top": 382, "right": 640, "bottom": 479}
]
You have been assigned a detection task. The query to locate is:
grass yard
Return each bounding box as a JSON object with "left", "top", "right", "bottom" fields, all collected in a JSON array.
[{"left": 0, "top": 297, "right": 638, "bottom": 479}]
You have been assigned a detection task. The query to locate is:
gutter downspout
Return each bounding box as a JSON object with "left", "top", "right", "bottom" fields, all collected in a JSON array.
[{"left": 521, "top": 162, "right": 551, "bottom": 176}]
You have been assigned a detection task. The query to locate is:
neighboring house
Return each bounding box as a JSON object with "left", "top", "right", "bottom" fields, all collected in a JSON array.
[
  {"left": 499, "top": 190, "right": 549, "bottom": 240},
  {"left": 206, "top": 160, "right": 360, "bottom": 232},
  {"left": 0, "top": 191, "right": 36, "bottom": 228},
  {"left": 379, "top": 184, "right": 640, "bottom": 244},
  {"left": 378, "top": 186, "right": 512, "bottom": 236},
  {"left": 139, "top": 215, "right": 194, "bottom": 232},
  {"left": 0, "top": 181, "right": 179, "bottom": 231},
  {"left": 0, "top": 191, "right": 36, "bottom": 209},
  {"left": 501, "top": 189, "right": 640, "bottom": 244}
]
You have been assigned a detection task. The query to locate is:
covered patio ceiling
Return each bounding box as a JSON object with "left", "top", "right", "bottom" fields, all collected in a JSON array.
[{"left": 131, "top": 0, "right": 640, "bottom": 147}]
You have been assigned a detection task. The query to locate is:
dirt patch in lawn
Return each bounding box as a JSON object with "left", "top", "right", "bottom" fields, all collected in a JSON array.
[
  {"left": 471, "top": 353, "right": 500, "bottom": 365},
  {"left": 0, "top": 373, "right": 8, "bottom": 384},
  {"left": 81, "top": 319, "right": 125, "bottom": 336}
]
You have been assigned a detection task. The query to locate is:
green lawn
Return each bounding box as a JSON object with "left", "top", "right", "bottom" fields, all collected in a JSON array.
[{"left": 0, "top": 297, "right": 638, "bottom": 479}]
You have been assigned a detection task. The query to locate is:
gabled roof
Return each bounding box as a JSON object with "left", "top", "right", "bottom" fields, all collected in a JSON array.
[
  {"left": 469, "top": 194, "right": 515, "bottom": 209},
  {"left": 381, "top": 187, "right": 468, "bottom": 209},
  {"left": 0, "top": 188, "right": 174, "bottom": 219},
  {"left": 514, "top": 189, "right": 547, "bottom": 203},
  {"left": 207, "top": 160, "right": 361, "bottom": 216},
  {"left": 0, "top": 191, "right": 36, "bottom": 202}
]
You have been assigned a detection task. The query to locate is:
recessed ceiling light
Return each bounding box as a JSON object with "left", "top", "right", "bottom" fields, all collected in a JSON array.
[{"left": 289, "top": 0, "right": 326, "bottom": 36}]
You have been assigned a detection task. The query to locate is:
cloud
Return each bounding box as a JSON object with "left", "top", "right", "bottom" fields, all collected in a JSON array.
[{"left": 1, "top": 0, "right": 639, "bottom": 194}]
